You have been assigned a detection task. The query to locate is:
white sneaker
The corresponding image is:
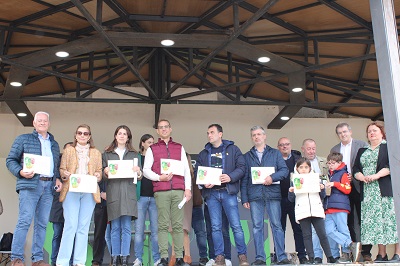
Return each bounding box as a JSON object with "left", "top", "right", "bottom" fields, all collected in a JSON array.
[
  {"left": 206, "top": 259, "right": 215, "bottom": 266},
  {"left": 225, "top": 259, "right": 232, "bottom": 266},
  {"left": 153, "top": 259, "right": 161, "bottom": 266},
  {"left": 133, "top": 258, "right": 143, "bottom": 266}
]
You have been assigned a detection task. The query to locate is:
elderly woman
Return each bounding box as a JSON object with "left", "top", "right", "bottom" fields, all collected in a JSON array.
[
  {"left": 57, "top": 124, "right": 102, "bottom": 266},
  {"left": 353, "top": 122, "right": 400, "bottom": 262},
  {"left": 103, "top": 125, "right": 142, "bottom": 266}
]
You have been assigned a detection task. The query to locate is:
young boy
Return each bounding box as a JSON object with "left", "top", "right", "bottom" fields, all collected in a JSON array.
[{"left": 324, "top": 152, "right": 361, "bottom": 263}]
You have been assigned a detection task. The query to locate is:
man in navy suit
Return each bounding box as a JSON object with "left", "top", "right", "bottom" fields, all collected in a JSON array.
[{"left": 330, "top": 122, "right": 368, "bottom": 262}]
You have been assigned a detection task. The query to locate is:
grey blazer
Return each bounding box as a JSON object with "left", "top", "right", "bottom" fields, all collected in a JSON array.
[{"left": 330, "top": 139, "right": 367, "bottom": 193}]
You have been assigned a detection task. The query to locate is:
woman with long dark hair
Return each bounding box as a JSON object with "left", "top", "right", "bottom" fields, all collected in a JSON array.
[{"left": 103, "top": 125, "right": 142, "bottom": 266}]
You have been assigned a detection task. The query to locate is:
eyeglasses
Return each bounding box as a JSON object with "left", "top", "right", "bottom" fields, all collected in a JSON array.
[
  {"left": 278, "top": 143, "right": 290, "bottom": 147},
  {"left": 157, "top": 125, "right": 170, "bottom": 130},
  {"left": 76, "top": 131, "right": 90, "bottom": 136}
]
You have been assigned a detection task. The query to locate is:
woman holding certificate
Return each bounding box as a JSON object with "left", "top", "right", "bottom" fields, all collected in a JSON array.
[
  {"left": 103, "top": 125, "right": 142, "bottom": 266},
  {"left": 57, "top": 124, "right": 102, "bottom": 266},
  {"left": 353, "top": 122, "right": 400, "bottom": 262}
]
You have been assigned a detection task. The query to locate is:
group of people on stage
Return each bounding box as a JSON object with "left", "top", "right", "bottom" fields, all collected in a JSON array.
[{"left": 5, "top": 111, "right": 399, "bottom": 266}]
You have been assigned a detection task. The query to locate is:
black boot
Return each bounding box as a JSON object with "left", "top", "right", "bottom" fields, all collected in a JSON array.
[
  {"left": 120, "top": 256, "right": 129, "bottom": 266},
  {"left": 111, "top": 256, "right": 118, "bottom": 266}
]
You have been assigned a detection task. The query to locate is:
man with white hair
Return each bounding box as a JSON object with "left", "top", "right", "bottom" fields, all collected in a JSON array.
[{"left": 7, "top": 111, "right": 61, "bottom": 266}]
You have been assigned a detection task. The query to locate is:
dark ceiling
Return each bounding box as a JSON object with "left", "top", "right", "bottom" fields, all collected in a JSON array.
[{"left": 0, "top": 0, "right": 393, "bottom": 128}]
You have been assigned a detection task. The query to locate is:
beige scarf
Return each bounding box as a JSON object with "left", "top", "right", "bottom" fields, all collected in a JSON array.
[{"left": 75, "top": 143, "right": 90, "bottom": 174}]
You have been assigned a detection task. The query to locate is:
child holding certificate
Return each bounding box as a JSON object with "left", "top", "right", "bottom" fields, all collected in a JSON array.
[{"left": 288, "top": 157, "right": 336, "bottom": 264}]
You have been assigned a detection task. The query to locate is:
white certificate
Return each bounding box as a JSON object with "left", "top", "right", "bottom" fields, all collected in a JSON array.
[
  {"left": 160, "top": 159, "right": 184, "bottom": 176},
  {"left": 292, "top": 173, "right": 321, "bottom": 194},
  {"left": 108, "top": 160, "right": 137, "bottom": 183},
  {"left": 251, "top": 167, "right": 279, "bottom": 184},
  {"left": 68, "top": 174, "right": 97, "bottom": 193},
  {"left": 196, "top": 166, "right": 222, "bottom": 185},
  {"left": 23, "top": 153, "right": 51, "bottom": 175}
]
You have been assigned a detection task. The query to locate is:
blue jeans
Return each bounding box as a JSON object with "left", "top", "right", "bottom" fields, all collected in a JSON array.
[
  {"left": 57, "top": 192, "right": 96, "bottom": 266},
  {"left": 204, "top": 203, "right": 231, "bottom": 260},
  {"left": 325, "top": 212, "right": 352, "bottom": 254},
  {"left": 311, "top": 225, "right": 323, "bottom": 258},
  {"left": 106, "top": 223, "right": 112, "bottom": 255},
  {"left": 51, "top": 222, "right": 63, "bottom": 264},
  {"left": 134, "top": 196, "right": 160, "bottom": 262},
  {"left": 206, "top": 189, "right": 247, "bottom": 257},
  {"left": 11, "top": 180, "right": 53, "bottom": 262},
  {"left": 281, "top": 197, "right": 307, "bottom": 259},
  {"left": 250, "top": 198, "right": 287, "bottom": 262},
  {"left": 52, "top": 223, "right": 74, "bottom": 265},
  {"left": 111, "top": 215, "right": 132, "bottom": 256},
  {"left": 192, "top": 206, "right": 208, "bottom": 258}
]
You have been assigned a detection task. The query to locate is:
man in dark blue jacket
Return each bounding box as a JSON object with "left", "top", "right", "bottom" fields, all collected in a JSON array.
[
  {"left": 6, "top": 111, "right": 61, "bottom": 266},
  {"left": 195, "top": 124, "right": 249, "bottom": 266},
  {"left": 240, "top": 126, "right": 289, "bottom": 266}
]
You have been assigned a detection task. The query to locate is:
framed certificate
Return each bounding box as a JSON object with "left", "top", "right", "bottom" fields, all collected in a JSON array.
[
  {"left": 160, "top": 159, "right": 184, "bottom": 176},
  {"left": 23, "top": 153, "right": 51, "bottom": 175},
  {"left": 291, "top": 173, "right": 321, "bottom": 194},
  {"left": 68, "top": 174, "right": 97, "bottom": 193},
  {"left": 196, "top": 166, "right": 222, "bottom": 185},
  {"left": 250, "top": 167, "right": 276, "bottom": 184},
  {"left": 108, "top": 160, "right": 137, "bottom": 183}
]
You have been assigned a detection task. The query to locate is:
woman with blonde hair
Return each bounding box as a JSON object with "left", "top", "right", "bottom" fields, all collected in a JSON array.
[{"left": 56, "top": 124, "right": 102, "bottom": 266}]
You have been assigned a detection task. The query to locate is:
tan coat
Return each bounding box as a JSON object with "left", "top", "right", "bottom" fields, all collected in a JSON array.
[{"left": 59, "top": 146, "right": 102, "bottom": 203}]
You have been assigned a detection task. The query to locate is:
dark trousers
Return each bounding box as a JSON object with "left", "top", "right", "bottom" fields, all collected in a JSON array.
[
  {"left": 204, "top": 203, "right": 231, "bottom": 260},
  {"left": 281, "top": 197, "right": 307, "bottom": 259},
  {"left": 92, "top": 204, "right": 108, "bottom": 264},
  {"left": 192, "top": 206, "right": 208, "bottom": 258},
  {"left": 299, "top": 217, "right": 332, "bottom": 259},
  {"left": 348, "top": 187, "right": 372, "bottom": 256}
]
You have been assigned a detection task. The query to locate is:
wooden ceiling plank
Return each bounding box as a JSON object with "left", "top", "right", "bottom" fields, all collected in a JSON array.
[{"left": 70, "top": 0, "right": 157, "bottom": 98}]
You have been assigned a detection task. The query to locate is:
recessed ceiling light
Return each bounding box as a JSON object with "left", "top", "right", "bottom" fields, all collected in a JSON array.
[
  {"left": 292, "top": 87, "right": 303, "bottom": 92},
  {"left": 257, "top": 57, "right": 270, "bottom": 63},
  {"left": 161, "top": 39, "right": 175, "bottom": 46},
  {"left": 55, "top": 51, "right": 69, "bottom": 58},
  {"left": 10, "top": 81, "right": 22, "bottom": 87},
  {"left": 17, "top": 113, "right": 27, "bottom": 117},
  {"left": 281, "top": 116, "right": 290, "bottom": 121}
]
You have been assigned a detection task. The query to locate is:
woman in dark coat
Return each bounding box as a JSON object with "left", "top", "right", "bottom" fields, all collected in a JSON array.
[{"left": 103, "top": 125, "right": 142, "bottom": 266}]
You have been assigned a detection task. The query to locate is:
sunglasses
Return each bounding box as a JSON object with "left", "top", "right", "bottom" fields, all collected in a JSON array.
[{"left": 76, "top": 131, "right": 90, "bottom": 136}]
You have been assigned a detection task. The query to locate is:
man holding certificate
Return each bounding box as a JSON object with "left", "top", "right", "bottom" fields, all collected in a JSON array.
[
  {"left": 143, "top": 119, "right": 192, "bottom": 266},
  {"left": 240, "top": 126, "right": 289, "bottom": 266},
  {"left": 6, "top": 111, "right": 61, "bottom": 266},
  {"left": 195, "top": 124, "right": 249, "bottom": 266}
]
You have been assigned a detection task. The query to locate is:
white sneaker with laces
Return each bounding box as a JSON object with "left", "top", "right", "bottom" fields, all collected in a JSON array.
[
  {"left": 133, "top": 258, "right": 143, "bottom": 266},
  {"left": 153, "top": 259, "right": 161, "bottom": 266},
  {"left": 206, "top": 259, "right": 215, "bottom": 266}
]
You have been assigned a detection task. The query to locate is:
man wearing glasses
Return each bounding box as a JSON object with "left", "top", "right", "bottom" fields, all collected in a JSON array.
[
  {"left": 143, "top": 119, "right": 192, "bottom": 266},
  {"left": 330, "top": 123, "right": 368, "bottom": 262},
  {"left": 277, "top": 137, "right": 307, "bottom": 264},
  {"left": 6, "top": 111, "right": 61, "bottom": 266}
]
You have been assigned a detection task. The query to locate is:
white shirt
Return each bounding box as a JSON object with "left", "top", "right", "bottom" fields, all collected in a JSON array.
[
  {"left": 310, "top": 158, "right": 321, "bottom": 174},
  {"left": 340, "top": 139, "right": 352, "bottom": 174},
  {"left": 143, "top": 145, "right": 192, "bottom": 190}
]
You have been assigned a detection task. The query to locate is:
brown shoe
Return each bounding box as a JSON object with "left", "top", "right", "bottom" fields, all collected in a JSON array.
[
  {"left": 213, "top": 255, "right": 226, "bottom": 266},
  {"left": 32, "top": 260, "right": 50, "bottom": 266},
  {"left": 238, "top": 254, "right": 249, "bottom": 266},
  {"left": 363, "top": 254, "right": 373, "bottom": 263},
  {"left": 11, "top": 259, "right": 25, "bottom": 266}
]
